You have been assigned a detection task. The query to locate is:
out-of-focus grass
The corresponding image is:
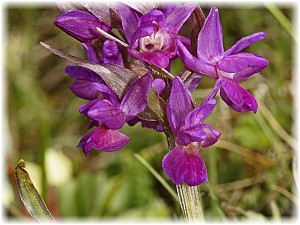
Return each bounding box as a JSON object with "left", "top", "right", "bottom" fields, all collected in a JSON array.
[{"left": 5, "top": 4, "right": 296, "bottom": 222}]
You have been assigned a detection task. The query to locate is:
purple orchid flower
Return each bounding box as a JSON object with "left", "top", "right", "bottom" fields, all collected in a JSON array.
[
  {"left": 118, "top": 3, "right": 196, "bottom": 68},
  {"left": 162, "top": 77, "right": 221, "bottom": 186},
  {"left": 78, "top": 73, "right": 152, "bottom": 155},
  {"left": 65, "top": 65, "right": 152, "bottom": 155},
  {"left": 78, "top": 122, "right": 130, "bottom": 155},
  {"left": 178, "top": 6, "right": 269, "bottom": 113}
]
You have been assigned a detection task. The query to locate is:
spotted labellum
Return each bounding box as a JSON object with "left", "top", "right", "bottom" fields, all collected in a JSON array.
[{"left": 42, "top": 3, "right": 269, "bottom": 187}]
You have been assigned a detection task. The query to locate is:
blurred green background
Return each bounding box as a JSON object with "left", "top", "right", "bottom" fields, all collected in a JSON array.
[{"left": 5, "top": 3, "right": 296, "bottom": 222}]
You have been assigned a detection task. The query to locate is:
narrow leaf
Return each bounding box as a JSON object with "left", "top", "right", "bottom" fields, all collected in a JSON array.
[
  {"left": 14, "top": 159, "right": 55, "bottom": 222},
  {"left": 134, "top": 153, "right": 178, "bottom": 202}
]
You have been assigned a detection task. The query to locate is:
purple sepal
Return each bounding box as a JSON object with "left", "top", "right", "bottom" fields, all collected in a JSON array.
[
  {"left": 54, "top": 10, "right": 111, "bottom": 43},
  {"left": 78, "top": 125, "right": 130, "bottom": 155},
  {"left": 217, "top": 53, "right": 269, "bottom": 82},
  {"left": 166, "top": 77, "right": 192, "bottom": 135},
  {"left": 176, "top": 125, "right": 207, "bottom": 146},
  {"left": 120, "top": 74, "right": 152, "bottom": 117},
  {"left": 165, "top": 3, "right": 196, "bottom": 32},
  {"left": 177, "top": 41, "right": 217, "bottom": 78},
  {"left": 185, "top": 99, "right": 217, "bottom": 126},
  {"left": 162, "top": 147, "right": 208, "bottom": 186},
  {"left": 102, "top": 40, "right": 124, "bottom": 66},
  {"left": 186, "top": 75, "right": 201, "bottom": 92},
  {"left": 86, "top": 100, "right": 126, "bottom": 130},
  {"left": 201, "top": 124, "right": 221, "bottom": 148},
  {"left": 197, "top": 6, "right": 224, "bottom": 62},
  {"left": 152, "top": 78, "right": 166, "bottom": 95},
  {"left": 118, "top": 4, "right": 139, "bottom": 43},
  {"left": 220, "top": 78, "right": 258, "bottom": 113},
  {"left": 66, "top": 65, "right": 103, "bottom": 100},
  {"left": 82, "top": 43, "right": 102, "bottom": 63},
  {"left": 225, "top": 32, "right": 266, "bottom": 56}
]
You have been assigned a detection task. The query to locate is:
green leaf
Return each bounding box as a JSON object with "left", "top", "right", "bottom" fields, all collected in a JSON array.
[
  {"left": 40, "top": 42, "right": 167, "bottom": 126},
  {"left": 14, "top": 159, "right": 55, "bottom": 222}
]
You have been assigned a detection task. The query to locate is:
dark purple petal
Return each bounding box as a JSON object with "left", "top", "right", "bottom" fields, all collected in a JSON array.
[
  {"left": 162, "top": 147, "right": 208, "bottom": 186},
  {"left": 225, "top": 32, "right": 267, "bottom": 56},
  {"left": 118, "top": 4, "right": 139, "bottom": 43},
  {"left": 82, "top": 42, "right": 102, "bottom": 63},
  {"left": 176, "top": 125, "right": 207, "bottom": 146},
  {"left": 197, "top": 6, "right": 224, "bottom": 62},
  {"left": 152, "top": 78, "right": 166, "bottom": 95},
  {"left": 127, "top": 117, "right": 164, "bottom": 132},
  {"left": 220, "top": 78, "right": 258, "bottom": 113},
  {"left": 185, "top": 99, "right": 217, "bottom": 126},
  {"left": 54, "top": 10, "right": 110, "bottom": 42},
  {"left": 138, "top": 9, "right": 166, "bottom": 26},
  {"left": 78, "top": 125, "right": 129, "bottom": 155},
  {"left": 129, "top": 49, "right": 172, "bottom": 68},
  {"left": 177, "top": 41, "right": 218, "bottom": 79},
  {"left": 120, "top": 74, "right": 152, "bottom": 117},
  {"left": 165, "top": 3, "right": 196, "bottom": 32},
  {"left": 217, "top": 52, "right": 269, "bottom": 82},
  {"left": 201, "top": 124, "right": 221, "bottom": 147},
  {"left": 87, "top": 100, "right": 126, "bottom": 129},
  {"left": 79, "top": 99, "right": 98, "bottom": 114},
  {"left": 102, "top": 40, "right": 124, "bottom": 66},
  {"left": 67, "top": 66, "right": 102, "bottom": 99},
  {"left": 66, "top": 65, "right": 103, "bottom": 81},
  {"left": 166, "top": 77, "right": 192, "bottom": 135},
  {"left": 186, "top": 75, "right": 201, "bottom": 92}
]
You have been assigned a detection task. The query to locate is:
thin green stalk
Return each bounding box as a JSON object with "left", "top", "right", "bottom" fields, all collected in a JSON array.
[
  {"left": 208, "top": 147, "right": 226, "bottom": 220},
  {"left": 133, "top": 153, "right": 178, "bottom": 202}
]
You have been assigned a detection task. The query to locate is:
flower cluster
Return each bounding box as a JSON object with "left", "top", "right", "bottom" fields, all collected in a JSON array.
[{"left": 49, "top": 3, "right": 269, "bottom": 186}]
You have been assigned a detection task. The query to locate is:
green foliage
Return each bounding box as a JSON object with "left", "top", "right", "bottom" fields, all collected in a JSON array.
[{"left": 5, "top": 4, "right": 295, "bottom": 222}]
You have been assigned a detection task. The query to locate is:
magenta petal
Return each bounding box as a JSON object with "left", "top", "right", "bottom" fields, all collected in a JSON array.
[
  {"left": 177, "top": 41, "right": 217, "bottom": 79},
  {"left": 118, "top": 4, "right": 139, "bottom": 43},
  {"left": 87, "top": 100, "right": 126, "bottom": 129},
  {"left": 201, "top": 124, "right": 221, "bottom": 148},
  {"left": 225, "top": 32, "right": 266, "bottom": 56},
  {"left": 54, "top": 10, "right": 110, "bottom": 42},
  {"left": 120, "top": 74, "right": 152, "bottom": 117},
  {"left": 102, "top": 40, "right": 124, "bottom": 66},
  {"left": 166, "top": 77, "right": 193, "bottom": 135},
  {"left": 186, "top": 75, "right": 201, "bottom": 92},
  {"left": 129, "top": 49, "right": 171, "bottom": 68},
  {"left": 152, "top": 78, "right": 166, "bottom": 95},
  {"left": 66, "top": 66, "right": 103, "bottom": 100},
  {"left": 176, "top": 125, "right": 207, "bottom": 146},
  {"left": 165, "top": 3, "right": 196, "bottom": 32},
  {"left": 78, "top": 125, "right": 130, "bottom": 155},
  {"left": 82, "top": 43, "right": 101, "bottom": 63},
  {"left": 138, "top": 9, "right": 166, "bottom": 26},
  {"left": 220, "top": 78, "right": 258, "bottom": 113},
  {"left": 185, "top": 99, "right": 217, "bottom": 126},
  {"left": 217, "top": 52, "right": 269, "bottom": 82},
  {"left": 162, "top": 147, "right": 208, "bottom": 186},
  {"left": 197, "top": 6, "right": 224, "bottom": 62},
  {"left": 201, "top": 79, "right": 223, "bottom": 104}
]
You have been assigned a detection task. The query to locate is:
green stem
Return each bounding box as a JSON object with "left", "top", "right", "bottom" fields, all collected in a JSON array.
[{"left": 176, "top": 184, "right": 204, "bottom": 222}]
